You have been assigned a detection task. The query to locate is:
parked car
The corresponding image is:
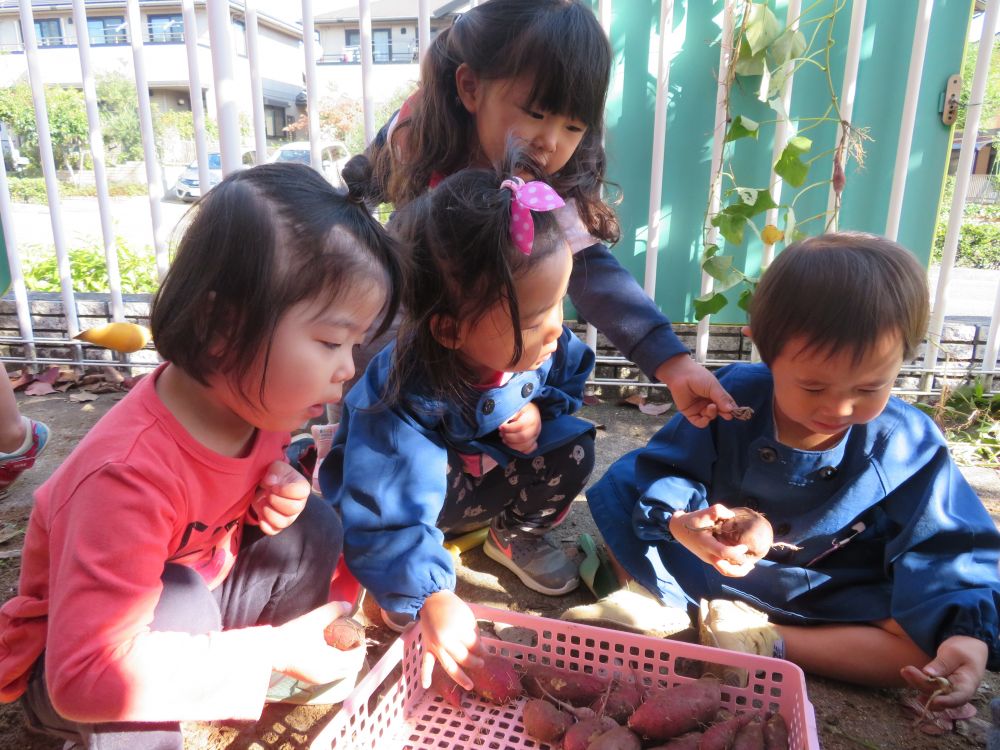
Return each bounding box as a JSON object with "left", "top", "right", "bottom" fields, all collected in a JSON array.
[
  {"left": 269, "top": 141, "right": 350, "bottom": 188},
  {"left": 172, "top": 149, "right": 256, "bottom": 202}
]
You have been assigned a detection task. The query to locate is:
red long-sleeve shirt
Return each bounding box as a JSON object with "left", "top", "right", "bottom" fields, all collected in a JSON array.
[{"left": 0, "top": 365, "right": 288, "bottom": 722}]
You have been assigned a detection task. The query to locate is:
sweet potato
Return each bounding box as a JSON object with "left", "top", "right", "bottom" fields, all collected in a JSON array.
[
  {"left": 522, "top": 698, "right": 571, "bottom": 743},
  {"left": 429, "top": 663, "right": 464, "bottom": 709},
  {"left": 648, "top": 734, "right": 703, "bottom": 750},
  {"left": 731, "top": 714, "right": 765, "bottom": 750},
  {"left": 593, "top": 682, "right": 643, "bottom": 724},
  {"left": 587, "top": 725, "right": 641, "bottom": 750},
  {"left": 711, "top": 508, "right": 773, "bottom": 562},
  {"left": 523, "top": 664, "right": 609, "bottom": 707},
  {"left": 323, "top": 616, "right": 365, "bottom": 650},
  {"left": 699, "top": 712, "right": 753, "bottom": 750},
  {"left": 564, "top": 717, "right": 608, "bottom": 750},
  {"left": 627, "top": 678, "right": 721, "bottom": 742},
  {"left": 465, "top": 654, "right": 523, "bottom": 705},
  {"left": 763, "top": 712, "right": 789, "bottom": 750}
]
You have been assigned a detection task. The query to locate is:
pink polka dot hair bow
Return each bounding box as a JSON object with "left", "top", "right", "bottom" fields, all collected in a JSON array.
[{"left": 500, "top": 177, "right": 566, "bottom": 255}]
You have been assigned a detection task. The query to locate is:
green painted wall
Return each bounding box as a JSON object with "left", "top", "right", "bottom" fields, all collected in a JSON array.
[{"left": 600, "top": 0, "right": 972, "bottom": 323}]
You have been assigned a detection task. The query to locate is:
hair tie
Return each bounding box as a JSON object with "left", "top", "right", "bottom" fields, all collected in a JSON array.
[{"left": 500, "top": 177, "right": 565, "bottom": 255}]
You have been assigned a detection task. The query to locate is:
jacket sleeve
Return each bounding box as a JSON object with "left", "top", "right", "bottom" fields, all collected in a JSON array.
[
  {"left": 320, "top": 383, "right": 456, "bottom": 616},
  {"left": 568, "top": 243, "right": 689, "bottom": 379},
  {"left": 630, "top": 413, "right": 719, "bottom": 542},
  {"left": 532, "top": 327, "right": 595, "bottom": 421},
  {"left": 881, "top": 436, "right": 1000, "bottom": 668}
]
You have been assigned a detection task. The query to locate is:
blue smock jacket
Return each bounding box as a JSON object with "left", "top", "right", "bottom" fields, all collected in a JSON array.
[
  {"left": 320, "top": 327, "right": 595, "bottom": 616},
  {"left": 588, "top": 362, "right": 1000, "bottom": 667}
]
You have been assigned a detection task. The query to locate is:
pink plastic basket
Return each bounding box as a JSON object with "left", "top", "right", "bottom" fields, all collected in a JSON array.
[{"left": 314, "top": 604, "right": 819, "bottom": 749}]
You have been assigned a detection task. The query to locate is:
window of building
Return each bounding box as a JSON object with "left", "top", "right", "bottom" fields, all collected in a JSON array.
[
  {"left": 344, "top": 28, "right": 391, "bottom": 62},
  {"left": 147, "top": 14, "right": 183, "bottom": 43},
  {"left": 232, "top": 19, "right": 247, "bottom": 56},
  {"left": 265, "top": 106, "right": 285, "bottom": 139},
  {"left": 33, "top": 18, "right": 62, "bottom": 47},
  {"left": 87, "top": 16, "right": 127, "bottom": 46}
]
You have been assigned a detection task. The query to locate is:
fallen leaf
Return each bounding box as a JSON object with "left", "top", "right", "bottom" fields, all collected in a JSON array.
[
  {"left": 638, "top": 402, "right": 672, "bottom": 416},
  {"left": 622, "top": 394, "right": 646, "bottom": 407},
  {"left": 56, "top": 367, "right": 79, "bottom": 384},
  {"left": 583, "top": 394, "right": 602, "bottom": 406},
  {"left": 55, "top": 383, "right": 74, "bottom": 393},
  {"left": 69, "top": 391, "right": 99, "bottom": 402},
  {"left": 36, "top": 366, "right": 61, "bottom": 385},
  {"left": 123, "top": 373, "right": 148, "bottom": 389},
  {"left": 24, "top": 381, "right": 56, "bottom": 396},
  {"left": 9, "top": 370, "right": 33, "bottom": 390},
  {"left": 81, "top": 404, "right": 95, "bottom": 412},
  {"left": 102, "top": 366, "right": 125, "bottom": 384},
  {"left": 0, "top": 549, "right": 22, "bottom": 560}
]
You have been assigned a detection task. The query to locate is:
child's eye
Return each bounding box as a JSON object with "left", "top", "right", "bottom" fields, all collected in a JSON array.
[
  {"left": 566, "top": 124, "right": 585, "bottom": 133},
  {"left": 320, "top": 341, "right": 343, "bottom": 350},
  {"left": 523, "top": 108, "right": 545, "bottom": 120},
  {"left": 802, "top": 387, "right": 825, "bottom": 393}
]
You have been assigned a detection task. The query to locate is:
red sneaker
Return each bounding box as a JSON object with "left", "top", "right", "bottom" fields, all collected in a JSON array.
[{"left": 0, "top": 418, "right": 49, "bottom": 496}]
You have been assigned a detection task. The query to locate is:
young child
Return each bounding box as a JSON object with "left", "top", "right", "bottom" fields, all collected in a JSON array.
[
  {"left": 321, "top": 154, "right": 596, "bottom": 690},
  {"left": 356, "top": 0, "right": 736, "bottom": 429},
  {"left": 566, "top": 233, "right": 1000, "bottom": 710},
  {"left": 0, "top": 162, "right": 401, "bottom": 748}
]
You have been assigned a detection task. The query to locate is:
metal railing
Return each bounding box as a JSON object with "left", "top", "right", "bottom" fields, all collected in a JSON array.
[{"left": 0, "top": 0, "right": 997, "bottom": 396}]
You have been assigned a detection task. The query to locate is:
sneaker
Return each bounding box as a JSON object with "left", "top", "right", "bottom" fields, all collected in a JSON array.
[
  {"left": 380, "top": 608, "right": 415, "bottom": 633},
  {"left": 562, "top": 580, "right": 693, "bottom": 639},
  {"left": 482, "top": 518, "right": 579, "bottom": 596},
  {"left": 698, "top": 598, "right": 781, "bottom": 686},
  {"left": 286, "top": 433, "right": 317, "bottom": 481},
  {"left": 0, "top": 417, "right": 49, "bottom": 495}
]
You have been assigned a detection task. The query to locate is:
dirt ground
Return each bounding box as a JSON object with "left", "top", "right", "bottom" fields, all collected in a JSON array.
[{"left": 0, "top": 392, "right": 997, "bottom": 749}]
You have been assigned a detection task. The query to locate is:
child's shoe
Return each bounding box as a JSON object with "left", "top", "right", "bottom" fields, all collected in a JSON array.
[
  {"left": 698, "top": 598, "right": 782, "bottom": 686},
  {"left": 0, "top": 417, "right": 49, "bottom": 496},
  {"left": 483, "top": 516, "right": 579, "bottom": 596},
  {"left": 562, "top": 579, "right": 693, "bottom": 639}
]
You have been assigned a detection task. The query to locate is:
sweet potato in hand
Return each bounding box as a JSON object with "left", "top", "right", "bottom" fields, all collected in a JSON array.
[{"left": 323, "top": 617, "right": 365, "bottom": 650}]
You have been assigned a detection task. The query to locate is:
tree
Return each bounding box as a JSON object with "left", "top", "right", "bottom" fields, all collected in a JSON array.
[
  {"left": 0, "top": 82, "right": 88, "bottom": 173},
  {"left": 96, "top": 72, "right": 143, "bottom": 163},
  {"left": 956, "top": 35, "right": 1000, "bottom": 132}
]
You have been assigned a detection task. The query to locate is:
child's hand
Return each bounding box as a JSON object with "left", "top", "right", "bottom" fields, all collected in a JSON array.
[
  {"left": 271, "top": 600, "right": 366, "bottom": 686},
  {"left": 655, "top": 354, "right": 737, "bottom": 428},
  {"left": 499, "top": 402, "right": 542, "bottom": 454},
  {"left": 249, "top": 460, "right": 311, "bottom": 535},
  {"left": 418, "top": 590, "right": 485, "bottom": 691},
  {"left": 900, "top": 635, "right": 988, "bottom": 709},
  {"left": 668, "top": 505, "right": 755, "bottom": 577}
]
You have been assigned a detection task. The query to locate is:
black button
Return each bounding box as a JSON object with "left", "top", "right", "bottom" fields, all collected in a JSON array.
[
  {"left": 482, "top": 398, "right": 495, "bottom": 415},
  {"left": 818, "top": 466, "right": 838, "bottom": 480},
  {"left": 758, "top": 447, "right": 778, "bottom": 463},
  {"left": 775, "top": 523, "right": 791, "bottom": 536},
  {"left": 521, "top": 382, "right": 534, "bottom": 397}
]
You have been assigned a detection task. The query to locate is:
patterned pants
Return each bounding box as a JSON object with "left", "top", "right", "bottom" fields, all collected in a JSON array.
[{"left": 436, "top": 434, "right": 596, "bottom": 536}]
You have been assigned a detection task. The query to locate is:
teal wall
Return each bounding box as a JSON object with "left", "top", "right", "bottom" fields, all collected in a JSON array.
[{"left": 601, "top": 0, "right": 973, "bottom": 323}]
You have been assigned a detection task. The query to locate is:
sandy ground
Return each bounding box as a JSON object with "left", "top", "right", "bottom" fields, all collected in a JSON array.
[{"left": 0, "top": 393, "right": 997, "bottom": 749}]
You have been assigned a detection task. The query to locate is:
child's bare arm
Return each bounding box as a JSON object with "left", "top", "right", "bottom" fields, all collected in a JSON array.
[{"left": 900, "top": 635, "right": 988, "bottom": 709}]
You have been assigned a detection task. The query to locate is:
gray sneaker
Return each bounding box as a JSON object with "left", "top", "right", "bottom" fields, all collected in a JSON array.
[{"left": 483, "top": 519, "right": 579, "bottom": 596}]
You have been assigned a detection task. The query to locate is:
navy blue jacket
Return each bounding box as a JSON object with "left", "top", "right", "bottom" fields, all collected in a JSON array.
[
  {"left": 320, "top": 327, "right": 595, "bottom": 615},
  {"left": 588, "top": 362, "right": 1000, "bottom": 667}
]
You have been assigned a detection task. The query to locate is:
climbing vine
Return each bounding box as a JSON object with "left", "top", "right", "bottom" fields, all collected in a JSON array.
[{"left": 695, "top": 0, "right": 870, "bottom": 320}]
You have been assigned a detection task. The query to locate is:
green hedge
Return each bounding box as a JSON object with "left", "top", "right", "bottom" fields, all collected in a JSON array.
[
  {"left": 22, "top": 237, "right": 159, "bottom": 294},
  {"left": 8, "top": 177, "right": 147, "bottom": 204},
  {"left": 932, "top": 220, "right": 1000, "bottom": 270}
]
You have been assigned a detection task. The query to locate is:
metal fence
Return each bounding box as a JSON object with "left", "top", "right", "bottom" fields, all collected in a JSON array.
[{"left": 0, "top": 0, "right": 998, "bottom": 395}]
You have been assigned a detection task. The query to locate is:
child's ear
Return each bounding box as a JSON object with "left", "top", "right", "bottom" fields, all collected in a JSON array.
[
  {"left": 742, "top": 325, "right": 753, "bottom": 342},
  {"left": 455, "top": 63, "right": 481, "bottom": 114},
  {"left": 430, "top": 314, "right": 464, "bottom": 350}
]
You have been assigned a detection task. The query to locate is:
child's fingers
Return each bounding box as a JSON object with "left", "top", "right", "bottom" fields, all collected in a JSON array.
[
  {"left": 436, "top": 648, "right": 474, "bottom": 690},
  {"left": 262, "top": 494, "right": 308, "bottom": 517}
]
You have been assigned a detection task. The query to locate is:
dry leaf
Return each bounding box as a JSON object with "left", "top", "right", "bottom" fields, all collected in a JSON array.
[
  {"left": 0, "top": 549, "right": 22, "bottom": 560},
  {"left": 55, "top": 383, "right": 74, "bottom": 393},
  {"left": 9, "top": 369, "right": 33, "bottom": 390},
  {"left": 638, "top": 402, "right": 672, "bottom": 416},
  {"left": 123, "top": 373, "right": 148, "bottom": 389},
  {"left": 69, "top": 391, "right": 99, "bottom": 402},
  {"left": 102, "top": 366, "right": 125, "bottom": 384},
  {"left": 56, "top": 367, "right": 80, "bottom": 384},
  {"left": 36, "top": 366, "right": 61, "bottom": 385},
  {"left": 582, "top": 394, "right": 602, "bottom": 406},
  {"left": 622, "top": 394, "right": 646, "bottom": 407},
  {"left": 24, "top": 381, "right": 56, "bottom": 396}
]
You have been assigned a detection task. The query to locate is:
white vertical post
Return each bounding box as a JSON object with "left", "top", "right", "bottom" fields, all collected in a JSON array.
[
  {"left": 245, "top": 0, "right": 268, "bottom": 164},
  {"left": 922, "top": 0, "right": 999, "bottom": 389},
  {"left": 207, "top": 0, "right": 242, "bottom": 176},
  {"left": 125, "top": 0, "right": 169, "bottom": 280},
  {"left": 983, "top": 278, "right": 1000, "bottom": 390},
  {"left": 761, "top": 0, "right": 800, "bottom": 268},
  {"left": 418, "top": 0, "right": 431, "bottom": 62},
  {"left": 72, "top": 0, "right": 124, "bottom": 322},
  {"left": 588, "top": 0, "right": 611, "bottom": 357},
  {"left": 0, "top": 150, "right": 37, "bottom": 361},
  {"left": 884, "top": 0, "right": 932, "bottom": 241},
  {"left": 302, "top": 0, "right": 322, "bottom": 170},
  {"left": 182, "top": 0, "right": 210, "bottom": 193},
  {"left": 826, "top": 0, "right": 866, "bottom": 229},
  {"left": 643, "top": 0, "right": 674, "bottom": 300},
  {"left": 695, "top": 0, "right": 735, "bottom": 363},
  {"left": 359, "top": 0, "right": 375, "bottom": 145},
  {"left": 17, "top": 0, "right": 81, "bottom": 342}
]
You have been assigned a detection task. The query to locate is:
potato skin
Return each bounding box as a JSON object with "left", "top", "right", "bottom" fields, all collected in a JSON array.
[
  {"left": 522, "top": 698, "right": 571, "bottom": 743},
  {"left": 712, "top": 508, "right": 773, "bottom": 562},
  {"left": 763, "top": 712, "right": 790, "bottom": 750},
  {"left": 587, "top": 725, "right": 641, "bottom": 750},
  {"left": 523, "top": 664, "right": 609, "bottom": 706},
  {"left": 465, "top": 655, "right": 523, "bottom": 705},
  {"left": 323, "top": 617, "right": 365, "bottom": 650},
  {"left": 627, "top": 678, "right": 721, "bottom": 742}
]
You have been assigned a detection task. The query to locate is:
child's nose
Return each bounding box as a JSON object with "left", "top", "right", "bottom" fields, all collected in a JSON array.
[
  {"left": 335, "top": 350, "right": 356, "bottom": 383},
  {"left": 533, "top": 124, "right": 559, "bottom": 153}
]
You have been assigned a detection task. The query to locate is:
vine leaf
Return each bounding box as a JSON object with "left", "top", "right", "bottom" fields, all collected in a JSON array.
[
  {"left": 694, "top": 291, "right": 729, "bottom": 321},
  {"left": 712, "top": 211, "right": 748, "bottom": 245},
  {"left": 702, "top": 255, "right": 744, "bottom": 292},
  {"left": 702, "top": 243, "right": 720, "bottom": 261},
  {"left": 725, "top": 115, "right": 759, "bottom": 142},
  {"left": 745, "top": 3, "right": 782, "bottom": 57},
  {"left": 737, "top": 288, "right": 754, "bottom": 312},
  {"left": 711, "top": 190, "right": 777, "bottom": 245},
  {"left": 774, "top": 136, "right": 812, "bottom": 187}
]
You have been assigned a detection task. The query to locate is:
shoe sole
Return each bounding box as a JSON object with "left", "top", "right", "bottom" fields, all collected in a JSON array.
[
  {"left": 483, "top": 540, "right": 579, "bottom": 596},
  {"left": 563, "top": 612, "right": 696, "bottom": 641}
]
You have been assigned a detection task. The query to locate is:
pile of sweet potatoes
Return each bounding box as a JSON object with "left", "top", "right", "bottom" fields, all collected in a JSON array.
[{"left": 429, "top": 658, "right": 792, "bottom": 750}]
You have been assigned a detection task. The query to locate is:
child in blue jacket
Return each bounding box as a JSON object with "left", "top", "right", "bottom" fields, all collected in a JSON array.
[
  {"left": 321, "top": 151, "right": 595, "bottom": 690},
  {"left": 567, "top": 232, "right": 1000, "bottom": 711}
]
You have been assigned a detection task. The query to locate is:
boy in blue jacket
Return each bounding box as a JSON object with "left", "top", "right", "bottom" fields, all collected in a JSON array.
[{"left": 566, "top": 232, "right": 1000, "bottom": 710}]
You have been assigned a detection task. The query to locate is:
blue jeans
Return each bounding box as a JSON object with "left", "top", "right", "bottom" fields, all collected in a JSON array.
[{"left": 20, "top": 496, "right": 342, "bottom": 750}]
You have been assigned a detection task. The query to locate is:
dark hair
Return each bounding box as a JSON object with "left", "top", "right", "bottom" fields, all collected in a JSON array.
[
  {"left": 749, "top": 232, "right": 929, "bottom": 365},
  {"left": 151, "top": 160, "right": 402, "bottom": 400},
  {"left": 376, "top": 0, "right": 618, "bottom": 243},
  {"left": 386, "top": 151, "right": 565, "bottom": 406}
]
